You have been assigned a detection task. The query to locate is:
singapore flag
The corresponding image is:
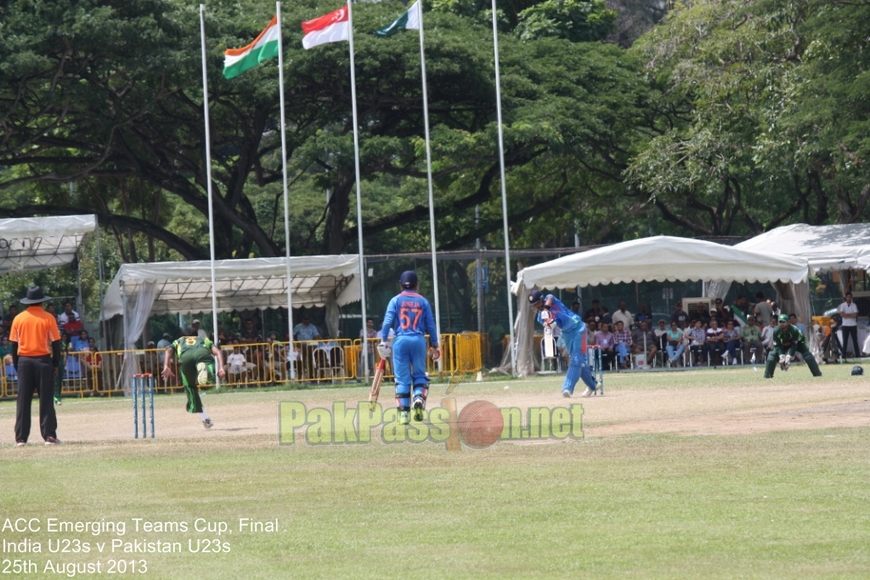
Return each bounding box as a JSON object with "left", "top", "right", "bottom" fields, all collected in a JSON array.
[{"left": 301, "top": 7, "right": 349, "bottom": 49}]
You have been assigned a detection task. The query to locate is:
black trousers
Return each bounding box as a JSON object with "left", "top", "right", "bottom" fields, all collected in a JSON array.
[
  {"left": 841, "top": 326, "right": 859, "bottom": 357},
  {"left": 14, "top": 355, "right": 57, "bottom": 443}
]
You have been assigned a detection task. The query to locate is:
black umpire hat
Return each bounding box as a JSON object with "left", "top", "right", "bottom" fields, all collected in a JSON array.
[{"left": 20, "top": 286, "right": 51, "bottom": 305}]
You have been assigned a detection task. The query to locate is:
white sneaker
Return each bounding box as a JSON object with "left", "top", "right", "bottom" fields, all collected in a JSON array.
[
  {"left": 581, "top": 387, "right": 595, "bottom": 398},
  {"left": 196, "top": 362, "right": 210, "bottom": 386},
  {"left": 731, "top": 357, "right": 738, "bottom": 365},
  {"left": 202, "top": 418, "right": 214, "bottom": 429},
  {"left": 561, "top": 390, "right": 572, "bottom": 398}
]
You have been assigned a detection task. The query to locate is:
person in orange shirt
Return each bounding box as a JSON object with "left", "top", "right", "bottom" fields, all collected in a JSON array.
[{"left": 9, "top": 286, "right": 62, "bottom": 446}]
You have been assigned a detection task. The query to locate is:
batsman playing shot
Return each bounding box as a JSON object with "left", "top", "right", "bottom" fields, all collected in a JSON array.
[
  {"left": 379, "top": 271, "right": 441, "bottom": 425},
  {"left": 764, "top": 314, "right": 822, "bottom": 379},
  {"left": 161, "top": 327, "right": 226, "bottom": 429},
  {"left": 528, "top": 290, "right": 599, "bottom": 397}
]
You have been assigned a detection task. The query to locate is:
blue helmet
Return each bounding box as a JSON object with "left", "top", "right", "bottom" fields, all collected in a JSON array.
[
  {"left": 399, "top": 270, "right": 418, "bottom": 289},
  {"left": 528, "top": 290, "right": 543, "bottom": 306}
]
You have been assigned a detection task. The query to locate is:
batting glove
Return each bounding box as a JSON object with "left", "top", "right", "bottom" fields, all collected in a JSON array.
[
  {"left": 429, "top": 345, "right": 442, "bottom": 361},
  {"left": 377, "top": 342, "right": 392, "bottom": 359}
]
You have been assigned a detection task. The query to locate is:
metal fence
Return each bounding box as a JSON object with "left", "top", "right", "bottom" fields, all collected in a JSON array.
[{"left": 0, "top": 333, "right": 484, "bottom": 399}]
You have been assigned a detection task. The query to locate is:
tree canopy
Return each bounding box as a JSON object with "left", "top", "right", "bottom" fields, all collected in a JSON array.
[
  {"left": 627, "top": 0, "right": 870, "bottom": 235},
  {"left": 2, "top": 0, "right": 869, "bottom": 323}
]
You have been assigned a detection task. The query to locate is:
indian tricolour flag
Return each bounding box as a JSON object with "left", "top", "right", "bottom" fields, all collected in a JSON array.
[
  {"left": 223, "top": 16, "right": 280, "bottom": 80},
  {"left": 301, "top": 6, "right": 349, "bottom": 49},
  {"left": 375, "top": 1, "right": 420, "bottom": 37}
]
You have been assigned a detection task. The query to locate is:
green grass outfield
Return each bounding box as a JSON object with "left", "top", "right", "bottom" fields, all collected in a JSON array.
[{"left": 1, "top": 367, "right": 869, "bottom": 579}]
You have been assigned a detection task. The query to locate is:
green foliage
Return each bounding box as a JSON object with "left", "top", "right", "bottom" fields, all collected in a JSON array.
[
  {"left": 627, "top": 0, "right": 870, "bottom": 235},
  {"left": 515, "top": 0, "right": 617, "bottom": 42}
]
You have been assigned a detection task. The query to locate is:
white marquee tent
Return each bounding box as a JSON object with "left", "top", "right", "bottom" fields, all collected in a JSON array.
[
  {"left": 0, "top": 215, "right": 97, "bottom": 274},
  {"left": 518, "top": 235, "right": 809, "bottom": 289},
  {"left": 511, "top": 236, "right": 810, "bottom": 376},
  {"left": 102, "top": 255, "right": 361, "bottom": 349},
  {"left": 735, "top": 223, "right": 870, "bottom": 273}
]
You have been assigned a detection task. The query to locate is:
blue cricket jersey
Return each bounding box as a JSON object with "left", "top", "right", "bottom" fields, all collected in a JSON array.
[{"left": 381, "top": 291, "right": 439, "bottom": 346}]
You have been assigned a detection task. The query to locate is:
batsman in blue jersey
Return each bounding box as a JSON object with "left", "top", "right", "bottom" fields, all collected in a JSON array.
[
  {"left": 379, "top": 271, "right": 442, "bottom": 425},
  {"left": 528, "top": 290, "right": 598, "bottom": 397}
]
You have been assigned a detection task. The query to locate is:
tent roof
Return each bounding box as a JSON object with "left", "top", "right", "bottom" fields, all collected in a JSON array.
[
  {"left": 735, "top": 223, "right": 870, "bottom": 273},
  {"left": 518, "top": 235, "right": 809, "bottom": 290},
  {"left": 0, "top": 215, "right": 96, "bottom": 274},
  {"left": 102, "top": 255, "right": 360, "bottom": 320}
]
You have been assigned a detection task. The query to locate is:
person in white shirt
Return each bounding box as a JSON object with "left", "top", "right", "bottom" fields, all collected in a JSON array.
[
  {"left": 191, "top": 319, "right": 208, "bottom": 339},
  {"left": 611, "top": 301, "right": 634, "bottom": 329},
  {"left": 226, "top": 344, "right": 249, "bottom": 382},
  {"left": 57, "top": 301, "right": 80, "bottom": 329},
  {"left": 837, "top": 292, "right": 860, "bottom": 358}
]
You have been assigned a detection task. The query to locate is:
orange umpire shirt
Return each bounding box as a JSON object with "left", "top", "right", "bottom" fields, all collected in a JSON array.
[{"left": 9, "top": 305, "right": 61, "bottom": 356}]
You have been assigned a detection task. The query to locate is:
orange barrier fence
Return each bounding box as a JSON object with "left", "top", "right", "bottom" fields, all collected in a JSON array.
[{"left": 0, "top": 333, "right": 484, "bottom": 399}]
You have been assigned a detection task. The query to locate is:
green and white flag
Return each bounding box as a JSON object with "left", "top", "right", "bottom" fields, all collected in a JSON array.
[
  {"left": 223, "top": 16, "right": 280, "bottom": 79},
  {"left": 374, "top": 1, "right": 420, "bottom": 37}
]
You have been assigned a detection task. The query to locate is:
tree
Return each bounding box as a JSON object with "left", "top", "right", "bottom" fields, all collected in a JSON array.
[
  {"left": 626, "top": 0, "right": 870, "bottom": 235},
  {"left": 1, "top": 0, "right": 642, "bottom": 268}
]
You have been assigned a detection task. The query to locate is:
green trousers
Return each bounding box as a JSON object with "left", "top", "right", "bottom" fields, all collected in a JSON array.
[{"left": 764, "top": 344, "right": 822, "bottom": 378}]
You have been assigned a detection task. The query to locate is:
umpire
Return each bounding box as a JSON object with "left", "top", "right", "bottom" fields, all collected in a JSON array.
[{"left": 10, "top": 286, "right": 63, "bottom": 446}]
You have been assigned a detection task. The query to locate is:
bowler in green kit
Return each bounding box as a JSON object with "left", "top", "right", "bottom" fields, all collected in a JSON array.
[{"left": 162, "top": 327, "right": 226, "bottom": 429}]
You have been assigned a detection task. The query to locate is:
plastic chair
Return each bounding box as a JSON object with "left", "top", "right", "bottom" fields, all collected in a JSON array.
[
  {"left": 312, "top": 348, "right": 331, "bottom": 380},
  {"left": 329, "top": 346, "right": 346, "bottom": 382}
]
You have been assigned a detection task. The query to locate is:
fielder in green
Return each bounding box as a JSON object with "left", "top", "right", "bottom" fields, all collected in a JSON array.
[
  {"left": 161, "top": 327, "right": 226, "bottom": 429},
  {"left": 764, "top": 314, "right": 822, "bottom": 378}
]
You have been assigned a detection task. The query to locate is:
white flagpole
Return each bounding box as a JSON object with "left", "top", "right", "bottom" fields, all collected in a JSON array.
[
  {"left": 416, "top": 3, "right": 443, "bottom": 371},
  {"left": 276, "top": 2, "right": 296, "bottom": 379},
  {"left": 347, "top": 0, "right": 369, "bottom": 378},
  {"left": 490, "top": 0, "right": 516, "bottom": 376},
  {"left": 199, "top": 4, "right": 222, "bottom": 387}
]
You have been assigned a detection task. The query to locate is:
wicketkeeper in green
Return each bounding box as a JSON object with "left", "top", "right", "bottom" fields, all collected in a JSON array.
[
  {"left": 764, "top": 314, "right": 822, "bottom": 378},
  {"left": 161, "top": 327, "right": 226, "bottom": 429}
]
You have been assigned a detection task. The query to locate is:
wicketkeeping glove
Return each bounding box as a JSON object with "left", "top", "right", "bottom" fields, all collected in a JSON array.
[{"left": 377, "top": 342, "right": 392, "bottom": 359}]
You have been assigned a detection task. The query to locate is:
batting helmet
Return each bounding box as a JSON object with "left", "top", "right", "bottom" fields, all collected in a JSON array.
[
  {"left": 528, "top": 290, "right": 543, "bottom": 306},
  {"left": 851, "top": 365, "right": 863, "bottom": 376},
  {"left": 399, "top": 270, "right": 418, "bottom": 289}
]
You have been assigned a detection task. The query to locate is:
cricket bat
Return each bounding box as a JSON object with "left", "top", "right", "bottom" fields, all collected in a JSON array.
[
  {"left": 543, "top": 325, "right": 555, "bottom": 358},
  {"left": 368, "top": 359, "right": 386, "bottom": 411}
]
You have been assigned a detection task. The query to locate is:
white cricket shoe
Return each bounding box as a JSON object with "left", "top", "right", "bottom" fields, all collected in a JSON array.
[{"left": 581, "top": 387, "right": 595, "bottom": 398}]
